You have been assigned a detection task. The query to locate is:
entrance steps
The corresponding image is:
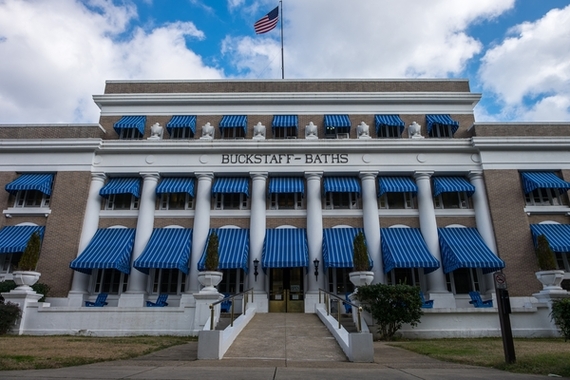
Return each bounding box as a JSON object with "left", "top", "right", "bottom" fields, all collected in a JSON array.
[{"left": 223, "top": 313, "right": 348, "bottom": 362}]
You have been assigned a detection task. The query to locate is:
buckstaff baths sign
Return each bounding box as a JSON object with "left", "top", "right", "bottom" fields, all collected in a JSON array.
[{"left": 221, "top": 153, "right": 349, "bottom": 165}]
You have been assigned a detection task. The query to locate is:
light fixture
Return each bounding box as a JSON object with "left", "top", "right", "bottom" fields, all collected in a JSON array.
[
  {"left": 313, "top": 258, "right": 320, "bottom": 281},
  {"left": 253, "top": 258, "right": 259, "bottom": 282}
]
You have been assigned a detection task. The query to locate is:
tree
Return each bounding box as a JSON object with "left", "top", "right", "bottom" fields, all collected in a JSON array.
[
  {"left": 18, "top": 231, "right": 41, "bottom": 271},
  {"left": 536, "top": 234, "right": 557, "bottom": 271},
  {"left": 204, "top": 231, "right": 219, "bottom": 271},
  {"left": 356, "top": 283, "right": 423, "bottom": 340},
  {"left": 353, "top": 231, "right": 369, "bottom": 271}
]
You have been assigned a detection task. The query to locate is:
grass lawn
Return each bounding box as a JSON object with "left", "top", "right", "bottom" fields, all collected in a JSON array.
[
  {"left": 0, "top": 336, "right": 195, "bottom": 371},
  {"left": 389, "top": 338, "right": 570, "bottom": 378}
]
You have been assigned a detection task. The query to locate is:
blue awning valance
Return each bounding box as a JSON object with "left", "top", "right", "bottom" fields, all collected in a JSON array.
[
  {"left": 156, "top": 177, "right": 195, "bottom": 197},
  {"left": 323, "top": 177, "right": 361, "bottom": 194},
  {"left": 113, "top": 116, "right": 146, "bottom": 135},
  {"left": 212, "top": 177, "right": 249, "bottom": 197},
  {"left": 530, "top": 224, "right": 570, "bottom": 253},
  {"left": 324, "top": 115, "right": 351, "bottom": 129},
  {"left": 426, "top": 114, "right": 459, "bottom": 135},
  {"left": 198, "top": 228, "right": 250, "bottom": 272},
  {"left": 432, "top": 177, "right": 475, "bottom": 197},
  {"left": 166, "top": 115, "right": 196, "bottom": 135},
  {"left": 272, "top": 115, "right": 298, "bottom": 130},
  {"left": 268, "top": 177, "right": 304, "bottom": 195},
  {"left": 5, "top": 173, "right": 54, "bottom": 196},
  {"left": 521, "top": 172, "right": 570, "bottom": 194},
  {"left": 69, "top": 228, "right": 135, "bottom": 274},
  {"left": 133, "top": 228, "right": 192, "bottom": 274},
  {"left": 262, "top": 228, "right": 308, "bottom": 268},
  {"left": 99, "top": 177, "right": 141, "bottom": 199},
  {"left": 381, "top": 228, "right": 439, "bottom": 274},
  {"left": 438, "top": 228, "right": 505, "bottom": 274},
  {"left": 375, "top": 115, "right": 405, "bottom": 134},
  {"left": 0, "top": 226, "right": 45, "bottom": 254},
  {"left": 377, "top": 177, "right": 417, "bottom": 197},
  {"left": 322, "top": 228, "right": 372, "bottom": 270},
  {"left": 219, "top": 115, "right": 247, "bottom": 134}
]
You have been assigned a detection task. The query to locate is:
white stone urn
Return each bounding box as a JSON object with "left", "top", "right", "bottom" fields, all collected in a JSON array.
[
  {"left": 197, "top": 271, "right": 223, "bottom": 293},
  {"left": 535, "top": 270, "right": 565, "bottom": 290},
  {"left": 12, "top": 270, "right": 41, "bottom": 291},
  {"left": 349, "top": 271, "right": 374, "bottom": 288}
]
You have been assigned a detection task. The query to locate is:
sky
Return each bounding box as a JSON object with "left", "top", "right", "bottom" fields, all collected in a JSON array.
[{"left": 0, "top": 0, "right": 569, "bottom": 124}]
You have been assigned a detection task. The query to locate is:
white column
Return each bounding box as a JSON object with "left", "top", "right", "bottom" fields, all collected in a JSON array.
[
  {"left": 360, "top": 172, "right": 383, "bottom": 284},
  {"left": 120, "top": 172, "right": 159, "bottom": 306},
  {"left": 414, "top": 171, "right": 451, "bottom": 301},
  {"left": 68, "top": 173, "right": 105, "bottom": 305},
  {"left": 188, "top": 172, "right": 214, "bottom": 293},
  {"left": 248, "top": 172, "right": 267, "bottom": 292},
  {"left": 305, "top": 172, "right": 324, "bottom": 291},
  {"left": 469, "top": 170, "right": 499, "bottom": 294}
]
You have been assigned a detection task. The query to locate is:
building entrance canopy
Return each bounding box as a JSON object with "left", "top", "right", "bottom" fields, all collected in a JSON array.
[{"left": 262, "top": 228, "right": 308, "bottom": 269}]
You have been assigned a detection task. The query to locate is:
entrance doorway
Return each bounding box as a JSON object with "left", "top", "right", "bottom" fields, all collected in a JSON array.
[{"left": 269, "top": 268, "right": 304, "bottom": 312}]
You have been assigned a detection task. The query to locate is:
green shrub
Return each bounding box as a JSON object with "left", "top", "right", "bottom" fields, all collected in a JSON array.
[
  {"left": 0, "top": 281, "right": 50, "bottom": 302},
  {"left": 551, "top": 298, "right": 570, "bottom": 341},
  {"left": 18, "top": 231, "right": 41, "bottom": 271},
  {"left": 204, "top": 231, "right": 219, "bottom": 271},
  {"left": 536, "top": 234, "right": 557, "bottom": 271},
  {"left": 353, "top": 231, "right": 369, "bottom": 271},
  {"left": 0, "top": 301, "right": 22, "bottom": 335},
  {"left": 356, "top": 283, "right": 423, "bottom": 340}
]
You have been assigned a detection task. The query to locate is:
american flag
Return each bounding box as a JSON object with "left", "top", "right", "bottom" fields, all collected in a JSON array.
[{"left": 254, "top": 6, "right": 279, "bottom": 34}]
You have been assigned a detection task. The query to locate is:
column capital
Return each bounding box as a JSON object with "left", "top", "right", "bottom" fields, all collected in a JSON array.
[
  {"left": 249, "top": 172, "right": 268, "bottom": 180},
  {"left": 304, "top": 171, "right": 323, "bottom": 180},
  {"left": 359, "top": 171, "right": 378, "bottom": 180},
  {"left": 468, "top": 170, "right": 484, "bottom": 180},
  {"left": 195, "top": 172, "right": 214, "bottom": 180},
  {"left": 91, "top": 172, "right": 107, "bottom": 182},
  {"left": 139, "top": 172, "right": 160, "bottom": 181},
  {"left": 414, "top": 171, "right": 434, "bottom": 180}
]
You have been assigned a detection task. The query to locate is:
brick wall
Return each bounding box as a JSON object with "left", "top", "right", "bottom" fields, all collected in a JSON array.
[
  {"left": 0, "top": 126, "right": 104, "bottom": 140},
  {"left": 473, "top": 123, "right": 570, "bottom": 137},
  {"left": 210, "top": 217, "right": 249, "bottom": 229},
  {"left": 266, "top": 217, "right": 306, "bottom": 229},
  {"left": 0, "top": 172, "right": 18, "bottom": 229},
  {"left": 379, "top": 217, "right": 419, "bottom": 228},
  {"left": 436, "top": 217, "right": 477, "bottom": 228},
  {"left": 154, "top": 218, "right": 194, "bottom": 229},
  {"left": 322, "top": 217, "right": 363, "bottom": 228}
]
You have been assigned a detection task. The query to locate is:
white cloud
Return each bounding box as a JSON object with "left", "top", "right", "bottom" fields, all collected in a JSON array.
[
  {"left": 0, "top": 0, "right": 222, "bottom": 123},
  {"left": 479, "top": 5, "right": 570, "bottom": 121}
]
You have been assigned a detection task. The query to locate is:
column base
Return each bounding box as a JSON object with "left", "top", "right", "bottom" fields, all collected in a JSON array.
[{"left": 118, "top": 292, "right": 146, "bottom": 307}]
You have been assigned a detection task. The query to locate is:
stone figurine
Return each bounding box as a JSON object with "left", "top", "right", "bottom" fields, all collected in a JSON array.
[
  {"left": 253, "top": 122, "right": 266, "bottom": 140},
  {"left": 148, "top": 122, "right": 163, "bottom": 140},
  {"left": 357, "top": 121, "right": 371, "bottom": 139},
  {"left": 200, "top": 122, "right": 214, "bottom": 140},
  {"left": 305, "top": 121, "right": 318, "bottom": 139}
]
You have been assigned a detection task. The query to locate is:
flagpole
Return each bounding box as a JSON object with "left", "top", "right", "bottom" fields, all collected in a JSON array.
[{"left": 280, "top": 0, "right": 284, "bottom": 79}]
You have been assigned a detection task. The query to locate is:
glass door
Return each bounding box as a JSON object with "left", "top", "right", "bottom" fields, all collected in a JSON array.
[{"left": 269, "top": 268, "right": 304, "bottom": 313}]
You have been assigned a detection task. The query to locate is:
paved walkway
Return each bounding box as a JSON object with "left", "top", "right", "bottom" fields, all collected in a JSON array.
[{"left": 0, "top": 313, "right": 554, "bottom": 379}]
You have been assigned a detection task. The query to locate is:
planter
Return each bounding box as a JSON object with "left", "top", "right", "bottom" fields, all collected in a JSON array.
[
  {"left": 535, "top": 270, "right": 565, "bottom": 290},
  {"left": 197, "top": 271, "right": 223, "bottom": 293},
  {"left": 12, "top": 270, "right": 41, "bottom": 291},
  {"left": 349, "top": 271, "right": 374, "bottom": 288}
]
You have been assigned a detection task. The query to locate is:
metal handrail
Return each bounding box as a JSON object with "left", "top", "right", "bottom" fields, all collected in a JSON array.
[
  {"left": 318, "top": 288, "right": 363, "bottom": 332},
  {"left": 209, "top": 288, "right": 254, "bottom": 330}
]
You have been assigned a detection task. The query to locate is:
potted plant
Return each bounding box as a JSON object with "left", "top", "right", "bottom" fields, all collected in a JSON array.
[
  {"left": 197, "top": 231, "right": 223, "bottom": 293},
  {"left": 349, "top": 232, "right": 374, "bottom": 288},
  {"left": 535, "top": 234, "right": 565, "bottom": 291},
  {"left": 13, "top": 231, "right": 42, "bottom": 291}
]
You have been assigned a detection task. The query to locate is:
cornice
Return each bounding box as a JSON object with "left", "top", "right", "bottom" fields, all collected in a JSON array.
[
  {"left": 472, "top": 137, "right": 570, "bottom": 150},
  {"left": 0, "top": 139, "right": 102, "bottom": 153}
]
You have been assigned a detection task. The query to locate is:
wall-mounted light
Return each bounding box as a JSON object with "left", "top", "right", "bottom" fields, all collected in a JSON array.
[
  {"left": 253, "top": 258, "right": 259, "bottom": 282},
  {"left": 313, "top": 258, "right": 320, "bottom": 281}
]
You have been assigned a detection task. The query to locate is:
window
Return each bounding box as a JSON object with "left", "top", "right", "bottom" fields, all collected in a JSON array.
[
  {"left": 170, "top": 127, "right": 194, "bottom": 140},
  {"left": 270, "top": 193, "right": 303, "bottom": 210},
  {"left": 377, "top": 125, "right": 401, "bottom": 138},
  {"left": 222, "top": 127, "right": 245, "bottom": 139},
  {"left": 218, "top": 269, "right": 245, "bottom": 294},
  {"left": 379, "top": 192, "right": 415, "bottom": 209},
  {"left": 150, "top": 269, "right": 186, "bottom": 294},
  {"left": 214, "top": 193, "right": 249, "bottom": 210},
  {"left": 525, "top": 188, "right": 569, "bottom": 206},
  {"left": 327, "top": 268, "right": 355, "bottom": 295},
  {"left": 159, "top": 193, "right": 193, "bottom": 210},
  {"left": 13, "top": 190, "right": 50, "bottom": 208},
  {"left": 273, "top": 127, "right": 297, "bottom": 139},
  {"left": 93, "top": 269, "right": 128, "bottom": 295},
  {"left": 386, "top": 268, "right": 421, "bottom": 287},
  {"left": 429, "top": 123, "right": 453, "bottom": 138},
  {"left": 446, "top": 268, "right": 481, "bottom": 294},
  {"left": 119, "top": 128, "right": 143, "bottom": 140},
  {"left": 0, "top": 253, "right": 21, "bottom": 275},
  {"left": 325, "top": 192, "right": 360, "bottom": 209},
  {"left": 434, "top": 191, "right": 471, "bottom": 209},
  {"left": 325, "top": 126, "right": 350, "bottom": 139},
  {"left": 105, "top": 193, "right": 139, "bottom": 210}
]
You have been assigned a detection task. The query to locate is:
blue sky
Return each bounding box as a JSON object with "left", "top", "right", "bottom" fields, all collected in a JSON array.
[{"left": 0, "top": 0, "right": 569, "bottom": 124}]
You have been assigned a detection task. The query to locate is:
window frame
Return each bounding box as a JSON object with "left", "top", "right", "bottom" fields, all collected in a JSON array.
[
  {"left": 158, "top": 192, "right": 194, "bottom": 210},
  {"left": 104, "top": 193, "right": 140, "bottom": 210},
  {"left": 213, "top": 193, "right": 249, "bottom": 210},
  {"left": 386, "top": 267, "right": 421, "bottom": 287},
  {"left": 325, "top": 126, "right": 350, "bottom": 139},
  {"left": 92, "top": 269, "right": 129, "bottom": 295},
  {"left": 118, "top": 128, "right": 143, "bottom": 140},
  {"left": 222, "top": 127, "right": 246, "bottom": 140},
  {"left": 149, "top": 268, "right": 186, "bottom": 295},
  {"left": 327, "top": 268, "right": 355, "bottom": 296},
  {"left": 525, "top": 188, "right": 569, "bottom": 206},
  {"left": 273, "top": 127, "right": 297, "bottom": 139},
  {"left": 378, "top": 192, "right": 415, "bottom": 209},
  {"left": 170, "top": 127, "right": 194, "bottom": 140},
  {"left": 429, "top": 123, "right": 453, "bottom": 138},
  {"left": 270, "top": 192, "right": 304, "bottom": 210},
  {"left": 434, "top": 191, "right": 472, "bottom": 209},
  {"left": 0, "top": 252, "right": 22, "bottom": 275},
  {"left": 13, "top": 190, "right": 50, "bottom": 208},
  {"left": 218, "top": 269, "right": 245, "bottom": 294},
  {"left": 377, "top": 125, "right": 401, "bottom": 139},
  {"left": 324, "top": 192, "right": 361, "bottom": 210},
  {"left": 446, "top": 268, "right": 481, "bottom": 295}
]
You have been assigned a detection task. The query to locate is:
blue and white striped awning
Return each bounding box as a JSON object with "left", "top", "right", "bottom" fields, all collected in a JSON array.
[
  {"left": 375, "top": 115, "right": 405, "bottom": 134},
  {"left": 0, "top": 225, "right": 45, "bottom": 254},
  {"left": 272, "top": 115, "right": 298, "bottom": 130},
  {"left": 156, "top": 177, "right": 195, "bottom": 197},
  {"left": 219, "top": 115, "right": 248, "bottom": 134},
  {"left": 99, "top": 177, "right": 142, "bottom": 199},
  {"left": 438, "top": 227, "right": 505, "bottom": 274},
  {"left": 212, "top": 177, "right": 249, "bottom": 197},
  {"left": 322, "top": 228, "right": 373, "bottom": 270},
  {"left": 323, "top": 177, "right": 361, "bottom": 194},
  {"left": 530, "top": 224, "right": 570, "bottom": 253},
  {"left": 262, "top": 228, "right": 309, "bottom": 268},
  {"left": 166, "top": 115, "right": 197, "bottom": 135},
  {"left": 198, "top": 228, "right": 250, "bottom": 272},
  {"left": 5, "top": 173, "right": 54, "bottom": 196},
  {"left": 133, "top": 228, "right": 192, "bottom": 274},
  {"left": 432, "top": 177, "right": 475, "bottom": 197},
  {"left": 268, "top": 177, "right": 304, "bottom": 195},
  {"left": 521, "top": 172, "right": 570, "bottom": 194},
  {"left": 381, "top": 228, "right": 439, "bottom": 274},
  {"left": 377, "top": 177, "right": 418, "bottom": 197},
  {"left": 426, "top": 114, "right": 459, "bottom": 135},
  {"left": 69, "top": 228, "right": 136, "bottom": 274},
  {"left": 324, "top": 115, "right": 351, "bottom": 128},
  {"left": 113, "top": 116, "right": 146, "bottom": 135}
]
